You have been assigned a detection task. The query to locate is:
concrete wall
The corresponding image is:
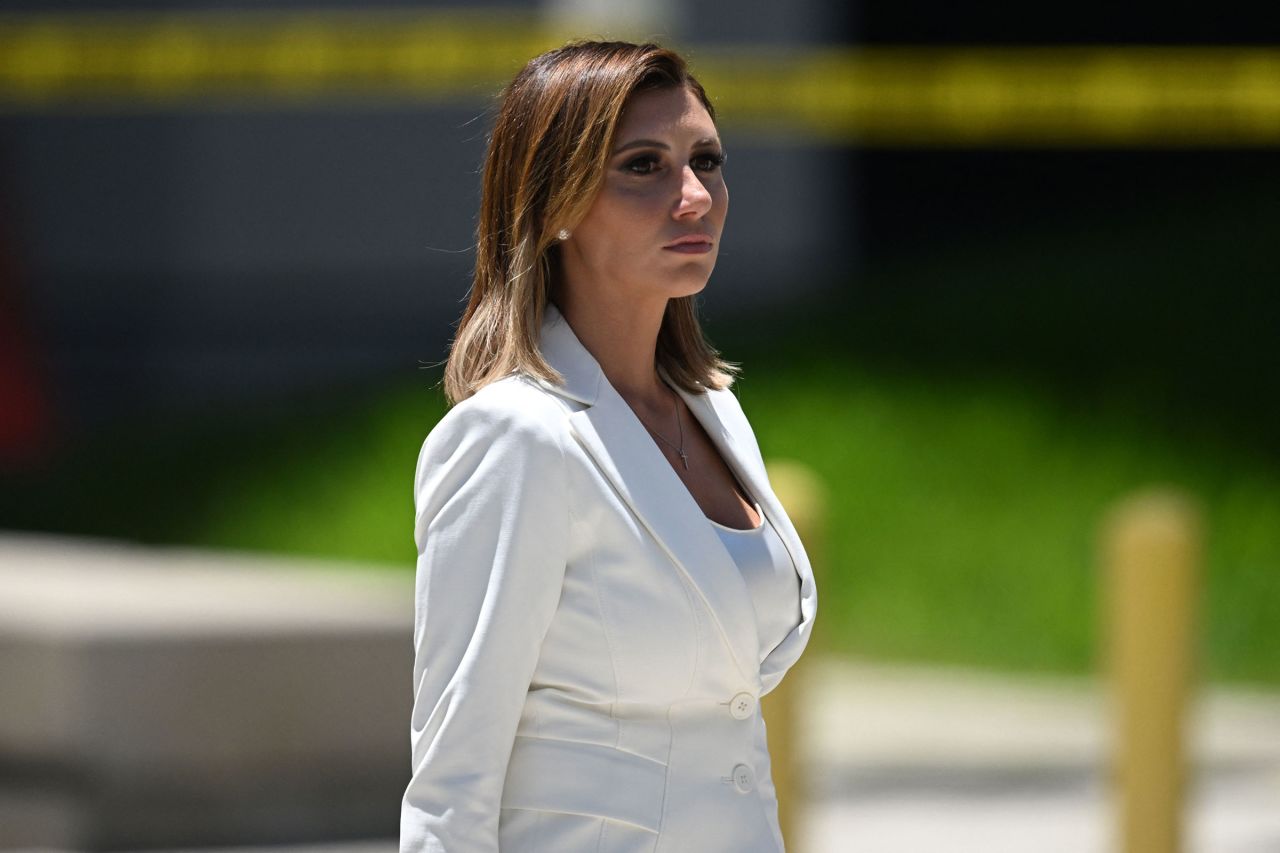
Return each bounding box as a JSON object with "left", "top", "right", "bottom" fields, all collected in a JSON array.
[{"left": 0, "top": 533, "right": 414, "bottom": 849}]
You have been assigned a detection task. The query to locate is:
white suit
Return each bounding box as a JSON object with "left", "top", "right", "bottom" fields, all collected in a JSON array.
[{"left": 400, "top": 303, "right": 818, "bottom": 852}]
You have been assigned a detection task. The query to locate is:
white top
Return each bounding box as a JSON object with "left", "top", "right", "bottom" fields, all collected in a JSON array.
[{"left": 709, "top": 501, "right": 803, "bottom": 662}]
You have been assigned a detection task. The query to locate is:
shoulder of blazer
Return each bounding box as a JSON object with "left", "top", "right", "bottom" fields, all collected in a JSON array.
[
  {"left": 413, "top": 375, "right": 573, "bottom": 515},
  {"left": 427, "top": 374, "right": 573, "bottom": 449}
]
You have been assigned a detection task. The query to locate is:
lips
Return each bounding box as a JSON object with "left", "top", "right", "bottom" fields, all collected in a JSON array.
[{"left": 663, "top": 234, "right": 714, "bottom": 254}]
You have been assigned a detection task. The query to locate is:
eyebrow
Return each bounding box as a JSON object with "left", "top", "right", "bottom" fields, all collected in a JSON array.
[{"left": 612, "top": 136, "right": 721, "bottom": 155}]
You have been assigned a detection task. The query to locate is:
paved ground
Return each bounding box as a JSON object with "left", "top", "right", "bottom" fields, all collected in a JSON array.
[
  {"left": 8, "top": 657, "right": 1279, "bottom": 852},
  {"left": 132, "top": 658, "right": 1280, "bottom": 853},
  {"left": 797, "top": 658, "right": 1280, "bottom": 853},
  {"left": 6, "top": 533, "right": 1276, "bottom": 852}
]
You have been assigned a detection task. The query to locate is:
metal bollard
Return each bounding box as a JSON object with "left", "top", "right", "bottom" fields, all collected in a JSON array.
[
  {"left": 763, "top": 459, "right": 827, "bottom": 853},
  {"left": 1100, "top": 488, "right": 1202, "bottom": 853}
]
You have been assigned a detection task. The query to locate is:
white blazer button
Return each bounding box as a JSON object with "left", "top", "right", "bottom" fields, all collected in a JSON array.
[
  {"left": 729, "top": 692, "right": 756, "bottom": 720},
  {"left": 732, "top": 763, "right": 755, "bottom": 793}
]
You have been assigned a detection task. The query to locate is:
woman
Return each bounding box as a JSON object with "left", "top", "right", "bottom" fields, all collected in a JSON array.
[{"left": 400, "top": 40, "right": 817, "bottom": 853}]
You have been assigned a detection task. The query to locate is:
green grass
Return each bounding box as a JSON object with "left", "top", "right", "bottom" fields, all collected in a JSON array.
[
  {"left": 734, "top": 362, "right": 1280, "bottom": 686},
  {"left": 15, "top": 360, "right": 1269, "bottom": 687},
  {"left": 191, "top": 385, "right": 450, "bottom": 565}
]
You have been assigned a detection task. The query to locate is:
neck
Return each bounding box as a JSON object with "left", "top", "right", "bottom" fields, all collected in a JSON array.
[{"left": 552, "top": 286, "right": 670, "bottom": 411}]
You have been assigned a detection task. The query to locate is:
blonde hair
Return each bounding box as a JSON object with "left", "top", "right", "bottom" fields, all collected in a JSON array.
[{"left": 442, "top": 40, "right": 739, "bottom": 405}]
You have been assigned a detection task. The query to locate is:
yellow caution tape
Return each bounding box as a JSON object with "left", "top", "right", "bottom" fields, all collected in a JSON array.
[{"left": 2, "top": 11, "right": 1279, "bottom": 145}]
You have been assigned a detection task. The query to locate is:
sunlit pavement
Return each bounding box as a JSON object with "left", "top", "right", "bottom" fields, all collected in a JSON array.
[
  {"left": 2, "top": 528, "right": 1276, "bottom": 853},
  {"left": 798, "top": 658, "right": 1280, "bottom": 853},
  {"left": 134, "top": 659, "right": 1280, "bottom": 853}
]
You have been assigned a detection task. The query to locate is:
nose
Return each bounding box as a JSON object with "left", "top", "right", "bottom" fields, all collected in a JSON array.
[{"left": 673, "top": 164, "right": 713, "bottom": 220}]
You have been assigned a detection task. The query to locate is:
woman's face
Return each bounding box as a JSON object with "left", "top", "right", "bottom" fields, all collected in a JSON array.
[{"left": 561, "top": 85, "right": 728, "bottom": 306}]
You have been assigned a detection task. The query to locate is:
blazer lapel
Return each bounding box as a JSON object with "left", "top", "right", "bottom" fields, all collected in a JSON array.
[
  {"left": 671, "top": 381, "right": 818, "bottom": 694},
  {"left": 534, "top": 305, "right": 764, "bottom": 691}
]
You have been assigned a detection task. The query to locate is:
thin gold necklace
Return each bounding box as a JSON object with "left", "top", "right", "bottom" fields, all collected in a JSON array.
[{"left": 645, "top": 381, "right": 688, "bottom": 470}]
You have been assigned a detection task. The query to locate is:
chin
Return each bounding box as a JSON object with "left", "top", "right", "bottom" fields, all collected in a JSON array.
[
  {"left": 671, "top": 259, "right": 717, "bottom": 287},
  {"left": 665, "top": 269, "right": 713, "bottom": 299}
]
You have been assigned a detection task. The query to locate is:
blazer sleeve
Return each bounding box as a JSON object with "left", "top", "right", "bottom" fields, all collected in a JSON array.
[{"left": 399, "top": 395, "right": 571, "bottom": 853}]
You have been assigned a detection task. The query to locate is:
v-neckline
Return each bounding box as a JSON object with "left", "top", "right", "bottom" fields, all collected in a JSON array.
[{"left": 623, "top": 376, "right": 761, "bottom": 533}]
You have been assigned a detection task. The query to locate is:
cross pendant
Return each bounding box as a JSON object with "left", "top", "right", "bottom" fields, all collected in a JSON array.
[{"left": 678, "top": 449, "right": 689, "bottom": 470}]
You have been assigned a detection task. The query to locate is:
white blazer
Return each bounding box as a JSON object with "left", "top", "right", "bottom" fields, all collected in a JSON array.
[{"left": 400, "top": 303, "right": 818, "bottom": 853}]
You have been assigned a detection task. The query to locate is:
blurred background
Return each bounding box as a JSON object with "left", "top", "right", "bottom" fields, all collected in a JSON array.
[{"left": 1, "top": 1, "right": 1278, "bottom": 851}]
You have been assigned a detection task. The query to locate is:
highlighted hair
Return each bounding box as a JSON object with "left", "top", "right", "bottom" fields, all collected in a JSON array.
[{"left": 443, "top": 40, "right": 738, "bottom": 404}]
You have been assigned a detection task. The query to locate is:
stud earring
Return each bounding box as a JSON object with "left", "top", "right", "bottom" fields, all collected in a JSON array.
[{"left": 557, "top": 229, "right": 570, "bottom": 241}]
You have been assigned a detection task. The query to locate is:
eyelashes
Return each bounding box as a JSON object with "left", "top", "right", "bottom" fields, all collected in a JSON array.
[
  {"left": 622, "top": 155, "right": 659, "bottom": 174},
  {"left": 694, "top": 151, "right": 727, "bottom": 171},
  {"left": 622, "top": 151, "right": 727, "bottom": 176}
]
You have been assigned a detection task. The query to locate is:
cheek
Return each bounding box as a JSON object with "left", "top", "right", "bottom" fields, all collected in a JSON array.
[
  {"left": 577, "top": 202, "right": 649, "bottom": 264},
  {"left": 612, "top": 183, "right": 670, "bottom": 218},
  {"left": 599, "top": 188, "right": 670, "bottom": 245}
]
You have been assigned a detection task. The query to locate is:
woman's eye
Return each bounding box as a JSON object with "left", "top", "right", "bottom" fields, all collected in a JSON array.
[
  {"left": 693, "top": 152, "right": 726, "bottom": 172},
  {"left": 624, "top": 155, "right": 661, "bottom": 175},
  {"left": 621, "top": 151, "right": 725, "bottom": 175}
]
